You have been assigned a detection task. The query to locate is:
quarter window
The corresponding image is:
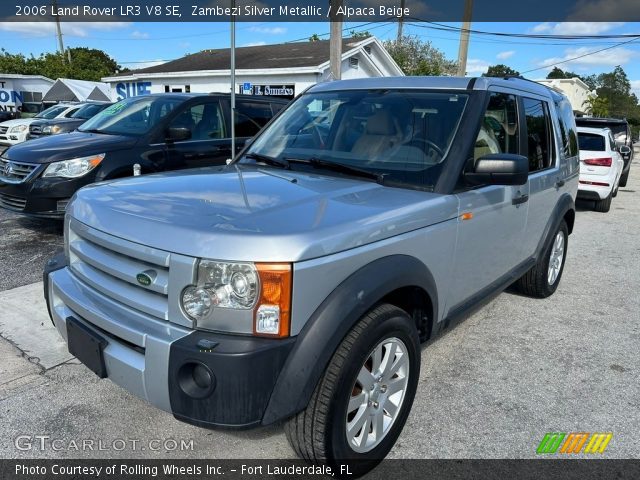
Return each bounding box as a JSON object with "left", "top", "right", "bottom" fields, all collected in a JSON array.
[{"left": 523, "top": 98, "right": 553, "bottom": 172}]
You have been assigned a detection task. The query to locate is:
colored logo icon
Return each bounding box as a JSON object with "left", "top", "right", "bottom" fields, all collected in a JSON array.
[{"left": 537, "top": 432, "right": 612, "bottom": 454}]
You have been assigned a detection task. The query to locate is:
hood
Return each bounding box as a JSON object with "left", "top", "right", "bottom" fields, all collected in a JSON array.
[
  {"left": 0, "top": 118, "right": 39, "bottom": 128},
  {"left": 2, "top": 131, "right": 138, "bottom": 164},
  {"left": 69, "top": 166, "right": 459, "bottom": 262},
  {"left": 31, "top": 118, "right": 85, "bottom": 127}
]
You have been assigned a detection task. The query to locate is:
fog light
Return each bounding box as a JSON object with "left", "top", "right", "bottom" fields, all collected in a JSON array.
[
  {"left": 256, "top": 305, "right": 280, "bottom": 335},
  {"left": 56, "top": 199, "right": 70, "bottom": 212},
  {"left": 177, "top": 362, "right": 216, "bottom": 398}
]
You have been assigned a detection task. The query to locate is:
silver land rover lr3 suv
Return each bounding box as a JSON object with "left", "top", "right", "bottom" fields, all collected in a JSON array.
[{"left": 44, "top": 77, "right": 578, "bottom": 476}]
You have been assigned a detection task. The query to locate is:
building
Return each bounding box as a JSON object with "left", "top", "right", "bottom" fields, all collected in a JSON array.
[
  {"left": 536, "top": 77, "right": 593, "bottom": 115},
  {"left": 0, "top": 74, "right": 55, "bottom": 114},
  {"left": 102, "top": 36, "right": 403, "bottom": 101},
  {"left": 42, "top": 78, "right": 111, "bottom": 105}
]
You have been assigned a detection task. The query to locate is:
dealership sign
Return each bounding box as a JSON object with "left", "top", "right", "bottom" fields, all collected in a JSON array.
[{"left": 238, "top": 84, "right": 295, "bottom": 98}]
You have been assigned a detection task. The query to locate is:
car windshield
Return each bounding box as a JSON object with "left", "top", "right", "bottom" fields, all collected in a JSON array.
[
  {"left": 35, "top": 105, "right": 68, "bottom": 119},
  {"left": 78, "top": 96, "right": 182, "bottom": 136},
  {"left": 71, "top": 103, "right": 110, "bottom": 120},
  {"left": 578, "top": 132, "right": 606, "bottom": 151},
  {"left": 243, "top": 89, "right": 469, "bottom": 190}
]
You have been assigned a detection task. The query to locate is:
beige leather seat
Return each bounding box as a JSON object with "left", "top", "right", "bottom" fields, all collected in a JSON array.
[{"left": 351, "top": 110, "right": 402, "bottom": 158}]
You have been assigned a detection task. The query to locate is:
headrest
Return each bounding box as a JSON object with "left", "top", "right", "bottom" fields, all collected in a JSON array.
[{"left": 365, "top": 110, "right": 397, "bottom": 136}]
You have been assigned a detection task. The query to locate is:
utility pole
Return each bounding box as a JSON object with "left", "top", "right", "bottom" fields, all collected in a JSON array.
[
  {"left": 329, "top": 0, "right": 343, "bottom": 80},
  {"left": 396, "top": 0, "right": 405, "bottom": 43},
  {"left": 52, "top": 0, "right": 66, "bottom": 61},
  {"left": 456, "top": 0, "right": 473, "bottom": 77}
]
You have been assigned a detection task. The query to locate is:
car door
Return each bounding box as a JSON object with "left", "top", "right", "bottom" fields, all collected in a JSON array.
[
  {"left": 163, "top": 99, "right": 231, "bottom": 170},
  {"left": 448, "top": 91, "right": 529, "bottom": 311},
  {"left": 520, "top": 96, "right": 563, "bottom": 258}
]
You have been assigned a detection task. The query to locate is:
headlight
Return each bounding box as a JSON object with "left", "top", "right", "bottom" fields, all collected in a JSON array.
[
  {"left": 10, "top": 124, "right": 28, "bottom": 133},
  {"left": 43, "top": 125, "right": 62, "bottom": 134},
  {"left": 181, "top": 261, "right": 292, "bottom": 337},
  {"left": 42, "top": 153, "right": 105, "bottom": 178}
]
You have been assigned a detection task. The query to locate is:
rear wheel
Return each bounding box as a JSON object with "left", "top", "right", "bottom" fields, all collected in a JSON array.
[
  {"left": 619, "top": 170, "right": 629, "bottom": 188},
  {"left": 594, "top": 192, "right": 612, "bottom": 213},
  {"left": 285, "top": 304, "right": 420, "bottom": 478},
  {"left": 516, "top": 220, "right": 568, "bottom": 298}
]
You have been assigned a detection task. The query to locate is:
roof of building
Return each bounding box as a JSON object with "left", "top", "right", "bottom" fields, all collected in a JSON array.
[
  {"left": 112, "top": 37, "right": 376, "bottom": 77},
  {"left": 0, "top": 73, "right": 54, "bottom": 83}
]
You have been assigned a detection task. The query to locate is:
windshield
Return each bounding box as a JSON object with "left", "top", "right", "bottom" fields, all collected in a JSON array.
[
  {"left": 71, "top": 103, "right": 110, "bottom": 120},
  {"left": 78, "top": 96, "right": 182, "bottom": 136},
  {"left": 35, "top": 105, "right": 68, "bottom": 119},
  {"left": 243, "top": 89, "right": 469, "bottom": 190}
]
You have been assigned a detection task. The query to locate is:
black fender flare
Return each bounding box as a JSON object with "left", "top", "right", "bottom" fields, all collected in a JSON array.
[
  {"left": 261, "top": 254, "right": 438, "bottom": 425},
  {"left": 535, "top": 193, "right": 575, "bottom": 260}
]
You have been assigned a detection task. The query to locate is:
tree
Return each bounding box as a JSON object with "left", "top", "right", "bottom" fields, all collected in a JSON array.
[
  {"left": 308, "top": 34, "right": 320, "bottom": 42},
  {"left": 582, "top": 94, "right": 610, "bottom": 117},
  {"left": 350, "top": 30, "right": 371, "bottom": 39},
  {"left": 383, "top": 35, "right": 457, "bottom": 76},
  {"left": 483, "top": 64, "right": 519, "bottom": 77},
  {"left": 0, "top": 47, "right": 121, "bottom": 81},
  {"left": 546, "top": 66, "right": 582, "bottom": 80}
]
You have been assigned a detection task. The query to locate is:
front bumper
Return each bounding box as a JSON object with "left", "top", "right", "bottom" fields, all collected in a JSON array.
[
  {"left": 46, "top": 267, "right": 295, "bottom": 428},
  {"left": 0, "top": 171, "right": 90, "bottom": 217},
  {"left": 0, "top": 131, "right": 28, "bottom": 146}
]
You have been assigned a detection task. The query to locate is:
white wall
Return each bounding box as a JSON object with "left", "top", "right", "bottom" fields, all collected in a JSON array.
[
  {"left": 537, "top": 79, "right": 591, "bottom": 113},
  {"left": 0, "top": 76, "right": 53, "bottom": 112}
]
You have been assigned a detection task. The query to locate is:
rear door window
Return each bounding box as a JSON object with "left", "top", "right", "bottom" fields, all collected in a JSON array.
[{"left": 523, "top": 97, "right": 553, "bottom": 172}]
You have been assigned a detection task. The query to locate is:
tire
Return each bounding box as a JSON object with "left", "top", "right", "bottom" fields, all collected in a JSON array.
[
  {"left": 594, "top": 192, "right": 612, "bottom": 213},
  {"left": 285, "top": 304, "right": 420, "bottom": 478},
  {"left": 619, "top": 170, "right": 629, "bottom": 188},
  {"left": 515, "top": 220, "right": 568, "bottom": 298}
]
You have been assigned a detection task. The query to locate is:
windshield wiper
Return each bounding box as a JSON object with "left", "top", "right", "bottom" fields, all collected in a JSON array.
[
  {"left": 244, "top": 152, "right": 290, "bottom": 169},
  {"left": 284, "top": 156, "right": 386, "bottom": 184}
]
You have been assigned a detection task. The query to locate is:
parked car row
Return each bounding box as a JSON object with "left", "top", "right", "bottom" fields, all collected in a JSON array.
[
  {"left": 0, "top": 93, "right": 287, "bottom": 217},
  {"left": 0, "top": 103, "right": 83, "bottom": 147}
]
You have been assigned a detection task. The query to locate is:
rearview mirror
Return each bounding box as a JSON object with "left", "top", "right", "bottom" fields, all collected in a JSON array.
[
  {"left": 166, "top": 127, "right": 191, "bottom": 142},
  {"left": 619, "top": 145, "right": 631, "bottom": 155},
  {"left": 464, "top": 154, "right": 528, "bottom": 186}
]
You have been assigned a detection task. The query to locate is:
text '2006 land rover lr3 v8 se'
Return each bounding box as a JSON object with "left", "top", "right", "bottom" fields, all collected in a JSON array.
[{"left": 44, "top": 77, "right": 578, "bottom": 476}]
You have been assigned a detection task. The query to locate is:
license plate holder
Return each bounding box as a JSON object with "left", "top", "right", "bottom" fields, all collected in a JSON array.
[{"left": 66, "top": 317, "right": 108, "bottom": 378}]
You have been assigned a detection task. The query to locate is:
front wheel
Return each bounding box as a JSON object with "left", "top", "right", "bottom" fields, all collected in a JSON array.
[
  {"left": 285, "top": 304, "right": 420, "bottom": 478},
  {"left": 515, "top": 220, "right": 568, "bottom": 298}
]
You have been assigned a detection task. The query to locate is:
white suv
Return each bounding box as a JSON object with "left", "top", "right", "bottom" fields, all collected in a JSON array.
[
  {"left": 577, "top": 126, "right": 625, "bottom": 212},
  {"left": 0, "top": 103, "right": 81, "bottom": 147}
]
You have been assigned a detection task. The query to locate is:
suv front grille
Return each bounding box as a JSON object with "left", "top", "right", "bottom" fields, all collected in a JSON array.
[
  {"left": 0, "top": 126, "right": 8, "bottom": 135},
  {"left": 29, "top": 125, "right": 42, "bottom": 137},
  {"left": 68, "top": 219, "right": 172, "bottom": 321},
  {"left": 0, "top": 192, "right": 27, "bottom": 210},
  {"left": 0, "top": 157, "right": 39, "bottom": 183}
]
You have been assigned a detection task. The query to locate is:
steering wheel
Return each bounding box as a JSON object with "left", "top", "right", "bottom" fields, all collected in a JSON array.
[{"left": 408, "top": 138, "right": 444, "bottom": 161}]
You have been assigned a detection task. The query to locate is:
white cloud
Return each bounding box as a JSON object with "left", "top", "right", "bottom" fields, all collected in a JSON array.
[
  {"left": 0, "top": 21, "right": 129, "bottom": 38},
  {"left": 497, "top": 50, "right": 515, "bottom": 60},
  {"left": 247, "top": 26, "right": 286, "bottom": 35},
  {"left": 538, "top": 47, "right": 636, "bottom": 71},
  {"left": 125, "top": 59, "right": 166, "bottom": 70},
  {"left": 131, "top": 30, "right": 149, "bottom": 39},
  {"left": 242, "top": 41, "right": 267, "bottom": 47},
  {"left": 465, "top": 59, "right": 491, "bottom": 75},
  {"left": 529, "top": 22, "right": 624, "bottom": 35}
]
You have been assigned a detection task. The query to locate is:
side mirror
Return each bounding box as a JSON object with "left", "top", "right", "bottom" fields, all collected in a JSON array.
[
  {"left": 619, "top": 145, "right": 631, "bottom": 155},
  {"left": 464, "top": 154, "right": 529, "bottom": 186},
  {"left": 166, "top": 126, "right": 191, "bottom": 142}
]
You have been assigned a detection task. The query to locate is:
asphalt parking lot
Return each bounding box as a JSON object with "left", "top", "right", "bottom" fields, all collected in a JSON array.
[{"left": 0, "top": 151, "right": 639, "bottom": 464}]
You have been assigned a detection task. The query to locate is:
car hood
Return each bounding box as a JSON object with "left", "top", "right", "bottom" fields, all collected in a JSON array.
[
  {"left": 69, "top": 166, "right": 459, "bottom": 262},
  {"left": 2, "top": 131, "right": 138, "bottom": 163},
  {"left": 0, "top": 118, "right": 39, "bottom": 128},
  {"left": 31, "top": 118, "right": 85, "bottom": 126}
]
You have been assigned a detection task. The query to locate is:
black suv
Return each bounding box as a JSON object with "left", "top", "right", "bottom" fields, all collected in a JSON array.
[
  {"left": 29, "top": 102, "right": 113, "bottom": 139},
  {"left": 0, "top": 93, "right": 288, "bottom": 218},
  {"left": 575, "top": 117, "right": 633, "bottom": 187}
]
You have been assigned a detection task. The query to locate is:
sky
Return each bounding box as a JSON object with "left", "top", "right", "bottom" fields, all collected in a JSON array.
[{"left": 1, "top": 20, "right": 640, "bottom": 95}]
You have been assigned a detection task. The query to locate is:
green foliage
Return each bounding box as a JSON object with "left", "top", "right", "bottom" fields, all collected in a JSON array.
[
  {"left": 349, "top": 30, "right": 371, "bottom": 39},
  {"left": 383, "top": 35, "right": 457, "bottom": 76},
  {"left": 546, "top": 66, "right": 582, "bottom": 80},
  {"left": 483, "top": 64, "right": 520, "bottom": 77},
  {"left": 582, "top": 95, "right": 610, "bottom": 117},
  {"left": 0, "top": 47, "right": 121, "bottom": 81},
  {"left": 308, "top": 34, "right": 321, "bottom": 42}
]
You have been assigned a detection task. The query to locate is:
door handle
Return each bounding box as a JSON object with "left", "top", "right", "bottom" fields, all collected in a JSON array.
[
  {"left": 512, "top": 194, "right": 529, "bottom": 205},
  {"left": 555, "top": 179, "right": 565, "bottom": 188}
]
